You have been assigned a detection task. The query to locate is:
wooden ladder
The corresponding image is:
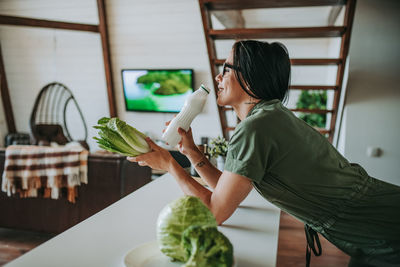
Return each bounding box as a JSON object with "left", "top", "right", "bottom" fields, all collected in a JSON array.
[{"left": 198, "top": 0, "right": 356, "bottom": 143}]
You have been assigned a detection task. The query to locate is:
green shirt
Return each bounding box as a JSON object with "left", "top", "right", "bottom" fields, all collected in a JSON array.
[{"left": 225, "top": 99, "right": 400, "bottom": 263}]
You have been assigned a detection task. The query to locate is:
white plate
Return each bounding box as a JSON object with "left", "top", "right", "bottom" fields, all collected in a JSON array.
[
  {"left": 124, "top": 241, "right": 181, "bottom": 267},
  {"left": 124, "top": 240, "right": 237, "bottom": 267}
]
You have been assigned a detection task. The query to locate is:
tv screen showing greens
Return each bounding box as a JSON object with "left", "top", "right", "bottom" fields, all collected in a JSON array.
[{"left": 121, "top": 69, "right": 194, "bottom": 113}]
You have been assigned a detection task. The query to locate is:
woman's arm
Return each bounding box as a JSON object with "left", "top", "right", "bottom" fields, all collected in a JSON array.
[
  {"left": 169, "top": 158, "right": 253, "bottom": 224},
  {"left": 181, "top": 141, "right": 222, "bottom": 189},
  {"left": 176, "top": 127, "right": 221, "bottom": 189},
  {"left": 129, "top": 137, "right": 253, "bottom": 224}
]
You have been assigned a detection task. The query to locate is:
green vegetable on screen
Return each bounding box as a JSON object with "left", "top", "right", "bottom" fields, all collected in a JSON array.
[
  {"left": 93, "top": 117, "right": 150, "bottom": 156},
  {"left": 182, "top": 225, "right": 234, "bottom": 267},
  {"left": 137, "top": 71, "right": 191, "bottom": 96}
]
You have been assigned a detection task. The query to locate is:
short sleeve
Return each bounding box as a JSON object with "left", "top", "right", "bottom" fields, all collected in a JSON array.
[{"left": 224, "top": 119, "right": 271, "bottom": 183}]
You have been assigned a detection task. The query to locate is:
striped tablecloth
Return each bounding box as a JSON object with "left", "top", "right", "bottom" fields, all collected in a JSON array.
[{"left": 1, "top": 144, "right": 88, "bottom": 203}]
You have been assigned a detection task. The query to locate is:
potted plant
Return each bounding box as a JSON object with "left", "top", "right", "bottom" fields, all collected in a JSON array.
[
  {"left": 208, "top": 136, "right": 228, "bottom": 171},
  {"left": 296, "top": 90, "right": 327, "bottom": 129}
]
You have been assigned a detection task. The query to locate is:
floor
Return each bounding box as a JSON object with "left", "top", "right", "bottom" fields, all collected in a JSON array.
[
  {"left": 0, "top": 211, "right": 349, "bottom": 266},
  {"left": 276, "top": 211, "right": 350, "bottom": 266},
  {"left": 0, "top": 228, "right": 54, "bottom": 266}
]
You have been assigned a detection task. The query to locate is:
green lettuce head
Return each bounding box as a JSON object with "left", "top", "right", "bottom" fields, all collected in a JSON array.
[
  {"left": 93, "top": 117, "right": 150, "bottom": 156},
  {"left": 156, "top": 196, "right": 217, "bottom": 262},
  {"left": 182, "top": 225, "right": 234, "bottom": 267}
]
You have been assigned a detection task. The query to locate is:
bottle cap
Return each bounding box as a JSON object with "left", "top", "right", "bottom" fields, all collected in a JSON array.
[{"left": 200, "top": 84, "right": 210, "bottom": 94}]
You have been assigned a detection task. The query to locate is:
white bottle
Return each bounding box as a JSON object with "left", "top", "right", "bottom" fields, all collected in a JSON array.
[{"left": 162, "top": 84, "right": 210, "bottom": 147}]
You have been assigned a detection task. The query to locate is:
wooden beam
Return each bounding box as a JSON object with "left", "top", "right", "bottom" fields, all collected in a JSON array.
[
  {"left": 97, "top": 0, "right": 117, "bottom": 117},
  {"left": 290, "top": 85, "right": 338, "bottom": 90},
  {"left": 291, "top": 108, "right": 334, "bottom": 114},
  {"left": 214, "top": 59, "right": 227, "bottom": 65},
  {"left": 221, "top": 106, "right": 233, "bottom": 111},
  {"left": 223, "top": 104, "right": 337, "bottom": 112},
  {"left": 316, "top": 128, "right": 331, "bottom": 134},
  {"left": 202, "top": 0, "right": 347, "bottom": 10},
  {"left": 0, "top": 15, "right": 99, "bottom": 33},
  {"left": 329, "top": 0, "right": 356, "bottom": 143},
  {"left": 0, "top": 44, "right": 16, "bottom": 133},
  {"left": 199, "top": 0, "right": 230, "bottom": 140},
  {"left": 291, "top": 58, "right": 342, "bottom": 65},
  {"left": 208, "top": 26, "right": 346, "bottom": 39},
  {"left": 215, "top": 58, "right": 342, "bottom": 66},
  {"left": 225, "top": 126, "right": 330, "bottom": 135},
  {"left": 225, "top": 126, "right": 236, "bottom": 131}
]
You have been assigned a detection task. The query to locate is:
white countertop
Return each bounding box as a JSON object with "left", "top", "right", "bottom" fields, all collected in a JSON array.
[{"left": 5, "top": 174, "right": 280, "bottom": 267}]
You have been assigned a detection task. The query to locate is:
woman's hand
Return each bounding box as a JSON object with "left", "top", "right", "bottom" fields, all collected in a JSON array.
[
  {"left": 127, "top": 137, "right": 174, "bottom": 172},
  {"left": 176, "top": 127, "right": 197, "bottom": 155},
  {"left": 177, "top": 127, "right": 205, "bottom": 164},
  {"left": 163, "top": 119, "right": 200, "bottom": 160}
]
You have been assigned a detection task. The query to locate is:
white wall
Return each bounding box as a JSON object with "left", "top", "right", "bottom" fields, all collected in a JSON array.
[
  {"left": 0, "top": 0, "right": 221, "bottom": 151},
  {"left": 343, "top": 0, "right": 400, "bottom": 185},
  {"left": 0, "top": 25, "right": 109, "bottom": 150}
]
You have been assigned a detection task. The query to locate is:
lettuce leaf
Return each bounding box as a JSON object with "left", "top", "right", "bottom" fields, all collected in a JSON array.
[
  {"left": 156, "top": 196, "right": 217, "bottom": 262},
  {"left": 93, "top": 117, "right": 150, "bottom": 156},
  {"left": 107, "top": 118, "right": 150, "bottom": 154}
]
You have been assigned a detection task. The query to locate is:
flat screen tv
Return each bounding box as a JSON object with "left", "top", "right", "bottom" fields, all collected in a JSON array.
[{"left": 121, "top": 69, "right": 194, "bottom": 113}]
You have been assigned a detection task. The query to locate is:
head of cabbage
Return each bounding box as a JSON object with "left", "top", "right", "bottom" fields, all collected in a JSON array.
[{"left": 156, "top": 196, "right": 217, "bottom": 262}]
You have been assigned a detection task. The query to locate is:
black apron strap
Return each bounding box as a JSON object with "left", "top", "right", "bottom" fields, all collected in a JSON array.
[{"left": 305, "top": 224, "right": 322, "bottom": 267}]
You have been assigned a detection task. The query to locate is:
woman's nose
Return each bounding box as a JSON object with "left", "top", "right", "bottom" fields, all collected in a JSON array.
[{"left": 215, "top": 73, "right": 222, "bottom": 82}]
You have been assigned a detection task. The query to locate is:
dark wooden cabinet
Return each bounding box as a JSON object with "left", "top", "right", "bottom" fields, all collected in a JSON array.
[{"left": 0, "top": 151, "right": 152, "bottom": 233}]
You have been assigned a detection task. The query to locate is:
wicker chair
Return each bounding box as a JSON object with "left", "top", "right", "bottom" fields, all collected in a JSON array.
[{"left": 29, "top": 82, "right": 89, "bottom": 150}]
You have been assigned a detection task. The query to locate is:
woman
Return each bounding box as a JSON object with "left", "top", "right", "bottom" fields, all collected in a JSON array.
[{"left": 128, "top": 40, "right": 400, "bottom": 267}]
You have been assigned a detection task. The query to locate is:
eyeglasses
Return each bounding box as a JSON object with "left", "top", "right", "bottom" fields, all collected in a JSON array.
[{"left": 222, "top": 62, "right": 240, "bottom": 76}]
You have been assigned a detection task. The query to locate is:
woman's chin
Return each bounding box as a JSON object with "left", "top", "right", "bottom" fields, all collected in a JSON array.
[
  {"left": 217, "top": 98, "right": 226, "bottom": 107},
  {"left": 217, "top": 94, "right": 227, "bottom": 106}
]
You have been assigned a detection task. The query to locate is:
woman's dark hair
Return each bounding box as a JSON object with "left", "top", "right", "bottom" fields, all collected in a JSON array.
[{"left": 232, "top": 40, "right": 291, "bottom": 102}]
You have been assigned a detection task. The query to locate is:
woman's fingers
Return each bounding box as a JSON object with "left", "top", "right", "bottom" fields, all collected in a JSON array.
[
  {"left": 127, "top": 143, "right": 172, "bottom": 172},
  {"left": 163, "top": 120, "right": 171, "bottom": 133},
  {"left": 127, "top": 153, "right": 149, "bottom": 164},
  {"left": 126, "top": 156, "right": 135, "bottom": 162},
  {"left": 145, "top": 137, "right": 160, "bottom": 151},
  {"left": 163, "top": 114, "right": 176, "bottom": 132},
  {"left": 177, "top": 127, "right": 186, "bottom": 136},
  {"left": 165, "top": 115, "right": 177, "bottom": 126},
  {"left": 178, "top": 127, "right": 193, "bottom": 141},
  {"left": 178, "top": 127, "right": 191, "bottom": 137},
  {"left": 177, "top": 143, "right": 184, "bottom": 154},
  {"left": 176, "top": 127, "right": 196, "bottom": 156},
  {"left": 127, "top": 155, "right": 142, "bottom": 162},
  {"left": 137, "top": 161, "right": 147, "bottom": 166}
]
